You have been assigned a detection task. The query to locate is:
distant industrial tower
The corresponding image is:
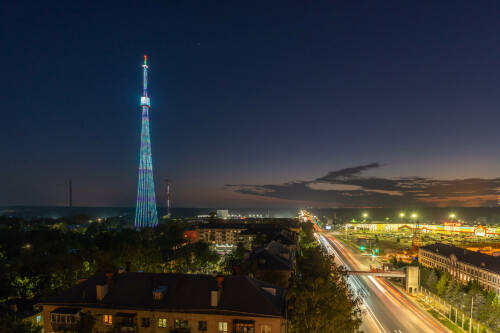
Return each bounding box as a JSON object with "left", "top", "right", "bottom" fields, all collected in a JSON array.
[
  {"left": 134, "top": 55, "right": 158, "bottom": 228},
  {"left": 68, "top": 179, "right": 73, "bottom": 208},
  {"left": 164, "top": 178, "right": 172, "bottom": 218}
]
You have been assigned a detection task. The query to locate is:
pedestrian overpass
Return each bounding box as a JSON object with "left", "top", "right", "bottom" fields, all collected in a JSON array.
[{"left": 346, "top": 270, "right": 406, "bottom": 278}]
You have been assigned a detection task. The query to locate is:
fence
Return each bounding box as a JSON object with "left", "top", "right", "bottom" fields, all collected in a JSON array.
[{"left": 420, "top": 287, "right": 490, "bottom": 333}]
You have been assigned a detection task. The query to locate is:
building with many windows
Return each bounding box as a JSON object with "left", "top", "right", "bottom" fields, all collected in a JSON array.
[
  {"left": 196, "top": 225, "right": 255, "bottom": 253},
  {"left": 419, "top": 243, "right": 500, "bottom": 293},
  {"left": 38, "top": 271, "right": 287, "bottom": 333}
]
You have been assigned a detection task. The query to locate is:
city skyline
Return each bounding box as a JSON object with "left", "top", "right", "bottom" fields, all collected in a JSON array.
[{"left": 3, "top": 2, "right": 500, "bottom": 208}]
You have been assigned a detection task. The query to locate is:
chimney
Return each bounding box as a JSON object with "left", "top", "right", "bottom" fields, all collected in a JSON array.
[
  {"left": 96, "top": 284, "right": 109, "bottom": 301},
  {"left": 153, "top": 286, "right": 167, "bottom": 301},
  {"left": 105, "top": 272, "right": 114, "bottom": 286},
  {"left": 210, "top": 290, "right": 219, "bottom": 307},
  {"left": 211, "top": 276, "right": 224, "bottom": 307},
  {"left": 216, "top": 275, "right": 224, "bottom": 289}
]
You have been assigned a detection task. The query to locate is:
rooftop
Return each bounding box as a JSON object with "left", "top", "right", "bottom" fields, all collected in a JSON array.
[{"left": 40, "top": 272, "right": 286, "bottom": 318}]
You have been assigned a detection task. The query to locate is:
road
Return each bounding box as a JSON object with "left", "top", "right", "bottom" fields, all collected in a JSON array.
[{"left": 318, "top": 232, "right": 447, "bottom": 333}]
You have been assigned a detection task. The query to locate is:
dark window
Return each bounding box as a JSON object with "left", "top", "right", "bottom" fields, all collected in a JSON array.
[
  {"left": 198, "top": 321, "right": 207, "bottom": 331},
  {"left": 141, "top": 318, "right": 151, "bottom": 327}
]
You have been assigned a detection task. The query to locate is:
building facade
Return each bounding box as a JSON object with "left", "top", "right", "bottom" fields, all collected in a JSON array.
[
  {"left": 419, "top": 243, "right": 500, "bottom": 294},
  {"left": 39, "top": 272, "right": 286, "bottom": 333},
  {"left": 197, "top": 227, "right": 254, "bottom": 252}
]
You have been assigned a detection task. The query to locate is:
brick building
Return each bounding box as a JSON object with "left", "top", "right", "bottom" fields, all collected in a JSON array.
[{"left": 419, "top": 243, "right": 500, "bottom": 293}]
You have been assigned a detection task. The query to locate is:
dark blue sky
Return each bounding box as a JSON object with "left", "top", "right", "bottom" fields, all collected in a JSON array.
[{"left": 2, "top": 1, "right": 500, "bottom": 208}]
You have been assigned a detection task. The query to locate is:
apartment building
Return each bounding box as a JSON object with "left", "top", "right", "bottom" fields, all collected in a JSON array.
[
  {"left": 197, "top": 225, "right": 254, "bottom": 252},
  {"left": 419, "top": 243, "right": 500, "bottom": 293},
  {"left": 38, "top": 272, "right": 287, "bottom": 333}
]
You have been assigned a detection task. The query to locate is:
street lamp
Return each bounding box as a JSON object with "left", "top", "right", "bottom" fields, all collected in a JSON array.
[
  {"left": 399, "top": 212, "right": 405, "bottom": 218},
  {"left": 362, "top": 212, "right": 368, "bottom": 219},
  {"left": 411, "top": 213, "right": 418, "bottom": 220},
  {"left": 449, "top": 213, "right": 456, "bottom": 220}
]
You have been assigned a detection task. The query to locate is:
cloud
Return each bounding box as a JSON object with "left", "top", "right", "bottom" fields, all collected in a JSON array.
[{"left": 226, "top": 163, "right": 500, "bottom": 207}]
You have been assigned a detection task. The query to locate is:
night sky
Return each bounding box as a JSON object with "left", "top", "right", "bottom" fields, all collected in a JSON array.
[{"left": 2, "top": 1, "right": 500, "bottom": 208}]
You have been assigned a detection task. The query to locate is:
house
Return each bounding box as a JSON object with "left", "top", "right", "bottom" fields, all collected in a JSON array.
[{"left": 38, "top": 271, "right": 287, "bottom": 333}]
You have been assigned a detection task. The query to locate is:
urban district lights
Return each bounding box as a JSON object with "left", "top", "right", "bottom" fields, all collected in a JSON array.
[{"left": 449, "top": 213, "right": 457, "bottom": 219}]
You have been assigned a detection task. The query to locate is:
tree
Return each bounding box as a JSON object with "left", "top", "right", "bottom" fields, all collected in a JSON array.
[
  {"left": 436, "top": 272, "right": 451, "bottom": 296},
  {"left": 0, "top": 314, "right": 42, "bottom": 333},
  {"left": 424, "top": 269, "right": 438, "bottom": 292},
  {"left": 287, "top": 225, "right": 361, "bottom": 333},
  {"left": 444, "top": 279, "right": 461, "bottom": 304}
]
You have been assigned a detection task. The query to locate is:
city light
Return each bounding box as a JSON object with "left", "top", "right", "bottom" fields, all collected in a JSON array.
[
  {"left": 449, "top": 213, "right": 456, "bottom": 219},
  {"left": 399, "top": 212, "right": 405, "bottom": 218},
  {"left": 411, "top": 213, "right": 418, "bottom": 219},
  {"left": 362, "top": 212, "right": 368, "bottom": 219}
]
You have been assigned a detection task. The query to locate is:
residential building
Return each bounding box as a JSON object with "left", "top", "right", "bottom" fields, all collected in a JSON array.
[
  {"left": 419, "top": 243, "right": 500, "bottom": 294},
  {"left": 38, "top": 271, "right": 287, "bottom": 333},
  {"left": 197, "top": 225, "right": 254, "bottom": 253}
]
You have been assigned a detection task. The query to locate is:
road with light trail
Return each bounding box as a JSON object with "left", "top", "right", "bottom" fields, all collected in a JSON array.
[{"left": 318, "top": 232, "right": 448, "bottom": 333}]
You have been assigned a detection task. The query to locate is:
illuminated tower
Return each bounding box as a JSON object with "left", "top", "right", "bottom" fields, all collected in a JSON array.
[{"left": 135, "top": 55, "right": 158, "bottom": 228}]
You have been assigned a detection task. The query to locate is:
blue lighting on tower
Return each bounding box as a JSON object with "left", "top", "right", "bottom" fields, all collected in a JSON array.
[{"left": 135, "top": 55, "right": 158, "bottom": 228}]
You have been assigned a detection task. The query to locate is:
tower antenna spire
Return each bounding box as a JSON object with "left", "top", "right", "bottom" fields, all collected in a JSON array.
[{"left": 135, "top": 55, "right": 158, "bottom": 228}]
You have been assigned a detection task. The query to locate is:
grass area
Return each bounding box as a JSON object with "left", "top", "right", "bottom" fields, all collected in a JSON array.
[{"left": 427, "top": 309, "right": 465, "bottom": 333}]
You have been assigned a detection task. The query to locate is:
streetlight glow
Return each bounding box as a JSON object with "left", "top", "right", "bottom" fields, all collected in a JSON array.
[
  {"left": 411, "top": 213, "right": 418, "bottom": 219},
  {"left": 449, "top": 213, "right": 456, "bottom": 219},
  {"left": 399, "top": 212, "right": 405, "bottom": 218}
]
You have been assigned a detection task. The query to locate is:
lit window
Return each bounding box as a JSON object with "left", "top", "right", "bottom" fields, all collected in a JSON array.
[
  {"left": 158, "top": 318, "right": 167, "bottom": 328},
  {"left": 175, "top": 319, "right": 188, "bottom": 328},
  {"left": 218, "top": 321, "right": 228, "bottom": 333},
  {"left": 36, "top": 315, "right": 41, "bottom": 323},
  {"left": 104, "top": 314, "right": 113, "bottom": 325},
  {"left": 261, "top": 324, "right": 272, "bottom": 333}
]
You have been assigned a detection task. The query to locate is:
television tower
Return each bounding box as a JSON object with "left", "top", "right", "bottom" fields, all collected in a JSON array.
[{"left": 134, "top": 55, "right": 159, "bottom": 228}]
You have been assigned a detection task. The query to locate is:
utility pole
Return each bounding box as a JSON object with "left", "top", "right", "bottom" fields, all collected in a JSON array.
[
  {"left": 165, "top": 178, "right": 171, "bottom": 218},
  {"left": 69, "top": 179, "right": 73, "bottom": 208},
  {"left": 469, "top": 296, "right": 473, "bottom": 333}
]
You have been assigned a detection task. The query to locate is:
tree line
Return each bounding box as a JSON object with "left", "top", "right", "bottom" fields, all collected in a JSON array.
[
  {"left": 421, "top": 265, "right": 500, "bottom": 332},
  {"left": 287, "top": 223, "right": 362, "bottom": 333}
]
